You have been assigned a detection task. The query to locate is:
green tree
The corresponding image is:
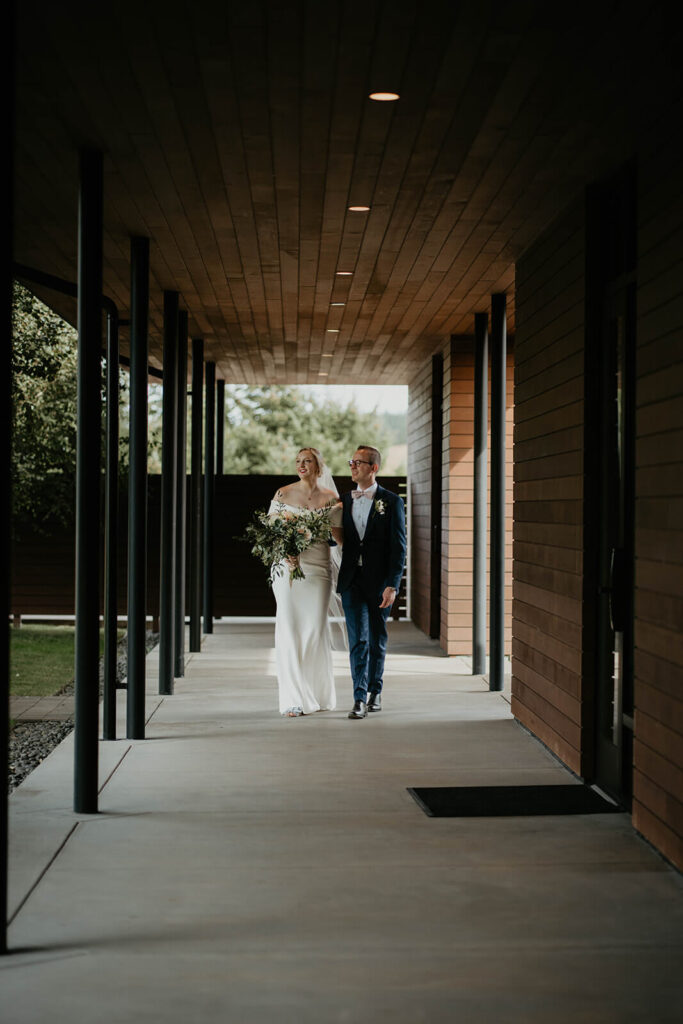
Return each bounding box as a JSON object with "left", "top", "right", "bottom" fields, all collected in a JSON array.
[
  {"left": 379, "top": 410, "right": 407, "bottom": 447},
  {"left": 11, "top": 283, "right": 79, "bottom": 527},
  {"left": 118, "top": 379, "right": 164, "bottom": 476},
  {"left": 11, "top": 283, "right": 164, "bottom": 529},
  {"left": 221, "top": 386, "right": 392, "bottom": 476}
]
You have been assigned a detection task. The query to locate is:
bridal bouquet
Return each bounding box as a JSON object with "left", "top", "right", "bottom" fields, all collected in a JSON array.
[{"left": 243, "top": 501, "right": 336, "bottom": 584}]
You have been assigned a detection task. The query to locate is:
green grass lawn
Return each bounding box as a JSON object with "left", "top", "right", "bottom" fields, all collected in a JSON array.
[{"left": 9, "top": 625, "right": 124, "bottom": 697}]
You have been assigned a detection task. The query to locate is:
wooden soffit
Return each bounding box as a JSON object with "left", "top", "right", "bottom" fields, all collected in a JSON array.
[{"left": 13, "top": 0, "right": 674, "bottom": 383}]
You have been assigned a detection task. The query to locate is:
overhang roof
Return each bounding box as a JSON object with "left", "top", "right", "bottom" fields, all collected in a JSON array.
[{"left": 13, "top": 1, "right": 675, "bottom": 383}]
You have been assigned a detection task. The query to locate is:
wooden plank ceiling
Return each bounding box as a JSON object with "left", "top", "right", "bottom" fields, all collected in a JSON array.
[{"left": 13, "top": 0, "right": 664, "bottom": 383}]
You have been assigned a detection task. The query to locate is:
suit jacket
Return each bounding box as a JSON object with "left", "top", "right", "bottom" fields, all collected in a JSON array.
[{"left": 337, "top": 484, "right": 406, "bottom": 596}]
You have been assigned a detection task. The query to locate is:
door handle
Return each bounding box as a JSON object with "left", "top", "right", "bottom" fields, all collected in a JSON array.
[{"left": 609, "top": 547, "right": 627, "bottom": 632}]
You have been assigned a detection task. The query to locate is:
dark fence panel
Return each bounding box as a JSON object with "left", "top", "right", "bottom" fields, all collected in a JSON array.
[
  {"left": 215, "top": 475, "right": 277, "bottom": 617},
  {"left": 10, "top": 474, "right": 407, "bottom": 620}
]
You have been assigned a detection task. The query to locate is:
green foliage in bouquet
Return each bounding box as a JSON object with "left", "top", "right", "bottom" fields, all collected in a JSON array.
[{"left": 243, "top": 501, "right": 337, "bottom": 584}]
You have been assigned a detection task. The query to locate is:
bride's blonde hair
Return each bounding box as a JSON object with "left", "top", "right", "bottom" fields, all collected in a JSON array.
[{"left": 297, "top": 447, "right": 324, "bottom": 476}]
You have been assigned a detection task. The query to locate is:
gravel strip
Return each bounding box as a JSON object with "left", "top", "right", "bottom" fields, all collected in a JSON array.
[
  {"left": 9, "top": 631, "right": 159, "bottom": 793},
  {"left": 9, "top": 720, "right": 76, "bottom": 792}
]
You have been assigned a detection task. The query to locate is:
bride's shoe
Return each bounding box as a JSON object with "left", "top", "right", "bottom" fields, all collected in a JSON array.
[{"left": 283, "top": 706, "right": 304, "bottom": 717}]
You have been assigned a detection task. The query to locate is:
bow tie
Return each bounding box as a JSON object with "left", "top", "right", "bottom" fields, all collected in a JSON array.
[{"left": 351, "top": 490, "right": 372, "bottom": 500}]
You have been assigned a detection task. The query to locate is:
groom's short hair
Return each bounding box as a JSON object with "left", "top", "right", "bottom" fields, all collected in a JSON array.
[{"left": 358, "top": 445, "right": 382, "bottom": 469}]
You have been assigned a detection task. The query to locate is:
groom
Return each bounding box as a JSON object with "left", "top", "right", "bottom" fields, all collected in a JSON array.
[{"left": 337, "top": 445, "right": 407, "bottom": 719}]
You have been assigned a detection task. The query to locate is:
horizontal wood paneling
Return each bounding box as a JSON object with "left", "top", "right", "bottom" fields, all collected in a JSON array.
[
  {"left": 512, "top": 130, "right": 683, "bottom": 871},
  {"left": 632, "top": 141, "right": 683, "bottom": 870},
  {"left": 512, "top": 199, "right": 586, "bottom": 770},
  {"left": 407, "top": 357, "right": 435, "bottom": 635},
  {"left": 510, "top": 696, "right": 581, "bottom": 775},
  {"left": 438, "top": 336, "right": 513, "bottom": 657},
  {"left": 16, "top": 4, "right": 675, "bottom": 386}
]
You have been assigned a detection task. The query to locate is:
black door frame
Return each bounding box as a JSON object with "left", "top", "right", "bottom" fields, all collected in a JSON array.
[{"left": 584, "top": 162, "right": 637, "bottom": 805}]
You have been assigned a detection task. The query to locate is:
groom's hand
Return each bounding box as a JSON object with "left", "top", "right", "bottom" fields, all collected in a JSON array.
[{"left": 379, "top": 586, "right": 397, "bottom": 609}]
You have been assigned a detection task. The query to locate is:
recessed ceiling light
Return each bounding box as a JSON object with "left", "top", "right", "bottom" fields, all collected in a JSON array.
[
  {"left": 321, "top": 354, "right": 333, "bottom": 358},
  {"left": 327, "top": 329, "right": 340, "bottom": 333},
  {"left": 348, "top": 205, "right": 370, "bottom": 212},
  {"left": 318, "top": 371, "right": 329, "bottom": 376},
  {"left": 369, "top": 91, "right": 399, "bottom": 101},
  {"left": 330, "top": 302, "right": 345, "bottom": 306},
  {"left": 336, "top": 271, "right": 352, "bottom": 276}
]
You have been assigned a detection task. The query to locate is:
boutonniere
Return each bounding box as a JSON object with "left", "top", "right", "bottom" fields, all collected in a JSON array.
[{"left": 374, "top": 499, "right": 386, "bottom": 515}]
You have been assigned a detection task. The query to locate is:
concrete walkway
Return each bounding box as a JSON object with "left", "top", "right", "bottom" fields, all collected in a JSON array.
[
  {"left": 10, "top": 696, "right": 75, "bottom": 722},
  {"left": 3, "top": 621, "right": 682, "bottom": 1022}
]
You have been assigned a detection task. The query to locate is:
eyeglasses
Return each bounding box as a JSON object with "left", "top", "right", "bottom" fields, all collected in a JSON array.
[{"left": 348, "top": 459, "right": 373, "bottom": 468}]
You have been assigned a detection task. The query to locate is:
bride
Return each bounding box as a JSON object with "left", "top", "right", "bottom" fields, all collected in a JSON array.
[{"left": 269, "top": 447, "right": 344, "bottom": 717}]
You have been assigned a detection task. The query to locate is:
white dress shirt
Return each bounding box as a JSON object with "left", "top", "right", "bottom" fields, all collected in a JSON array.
[{"left": 351, "top": 482, "right": 377, "bottom": 540}]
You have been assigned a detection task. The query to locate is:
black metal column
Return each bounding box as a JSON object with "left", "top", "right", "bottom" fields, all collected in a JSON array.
[
  {"left": 216, "top": 378, "right": 225, "bottom": 476},
  {"left": 473, "top": 312, "right": 488, "bottom": 676},
  {"left": 203, "top": 361, "right": 215, "bottom": 634},
  {"left": 74, "top": 150, "right": 103, "bottom": 813},
  {"left": 103, "top": 308, "right": 119, "bottom": 739},
  {"left": 489, "top": 293, "right": 507, "bottom": 691},
  {"left": 159, "top": 291, "right": 179, "bottom": 695},
  {"left": 429, "top": 354, "right": 443, "bottom": 639},
  {"left": 1, "top": 350, "right": 7, "bottom": 950},
  {"left": 1, "top": 9, "right": 14, "bottom": 950},
  {"left": 189, "top": 340, "right": 204, "bottom": 651},
  {"left": 174, "top": 311, "right": 188, "bottom": 678},
  {"left": 127, "top": 237, "right": 149, "bottom": 739}
]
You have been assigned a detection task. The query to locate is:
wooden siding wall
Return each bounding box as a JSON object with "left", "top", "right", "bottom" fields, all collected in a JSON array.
[
  {"left": 407, "top": 358, "right": 434, "bottom": 636},
  {"left": 441, "top": 338, "right": 513, "bottom": 657},
  {"left": 512, "top": 202, "right": 586, "bottom": 774},
  {"left": 632, "top": 141, "right": 683, "bottom": 869},
  {"left": 440, "top": 339, "right": 473, "bottom": 651},
  {"left": 502, "top": 350, "right": 514, "bottom": 658},
  {"left": 408, "top": 336, "right": 513, "bottom": 657},
  {"left": 441, "top": 339, "right": 475, "bottom": 654}
]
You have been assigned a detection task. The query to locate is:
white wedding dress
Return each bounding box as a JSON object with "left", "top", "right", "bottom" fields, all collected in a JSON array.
[{"left": 269, "top": 501, "right": 343, "bottom": 715}]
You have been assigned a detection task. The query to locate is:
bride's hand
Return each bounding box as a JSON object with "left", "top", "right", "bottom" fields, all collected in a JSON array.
[{"left": 286, "top": 555, "right": 300, "bottom": 569}]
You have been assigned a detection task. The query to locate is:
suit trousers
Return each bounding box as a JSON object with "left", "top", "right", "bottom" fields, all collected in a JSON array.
[{"left": 341, "top": 572, "right": 391, "bottom": 702}]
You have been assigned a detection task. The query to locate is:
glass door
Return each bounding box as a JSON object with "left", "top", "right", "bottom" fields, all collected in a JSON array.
[{"left": 594, "top": 282, "right": 635, "bottom": 804}]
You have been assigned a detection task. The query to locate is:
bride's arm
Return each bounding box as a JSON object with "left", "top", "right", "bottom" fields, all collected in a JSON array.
[
  {"left": 331, "top": 526, "right": 343, "bottom": 547},
  {"left": 267, "top": 488, "right": 285, "bottom": 516}
]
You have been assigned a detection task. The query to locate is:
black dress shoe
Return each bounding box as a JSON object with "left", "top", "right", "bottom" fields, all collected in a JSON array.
[
  {"left": 348, "top": 700, "right": 367, "bottom": 719},
  {"left": 367, "top": 691, "right": 382, "bottom": 712}
]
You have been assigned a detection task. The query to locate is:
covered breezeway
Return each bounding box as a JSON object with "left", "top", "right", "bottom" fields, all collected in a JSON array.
[
  {"left": 5, "top": 622, "right": 683, "bottom": 1022},
  {"left": 4, "top": 0, "right": 683, "bottom": 1012}
]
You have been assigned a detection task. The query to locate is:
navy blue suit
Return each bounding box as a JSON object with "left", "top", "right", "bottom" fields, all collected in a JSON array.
[{"left": 337, "top": 485, "right": 407, "bottom": 702}]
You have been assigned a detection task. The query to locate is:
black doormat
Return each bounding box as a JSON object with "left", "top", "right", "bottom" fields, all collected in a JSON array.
[{"left": 408, "top": 785, "right": 622, "bottom": 817}]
